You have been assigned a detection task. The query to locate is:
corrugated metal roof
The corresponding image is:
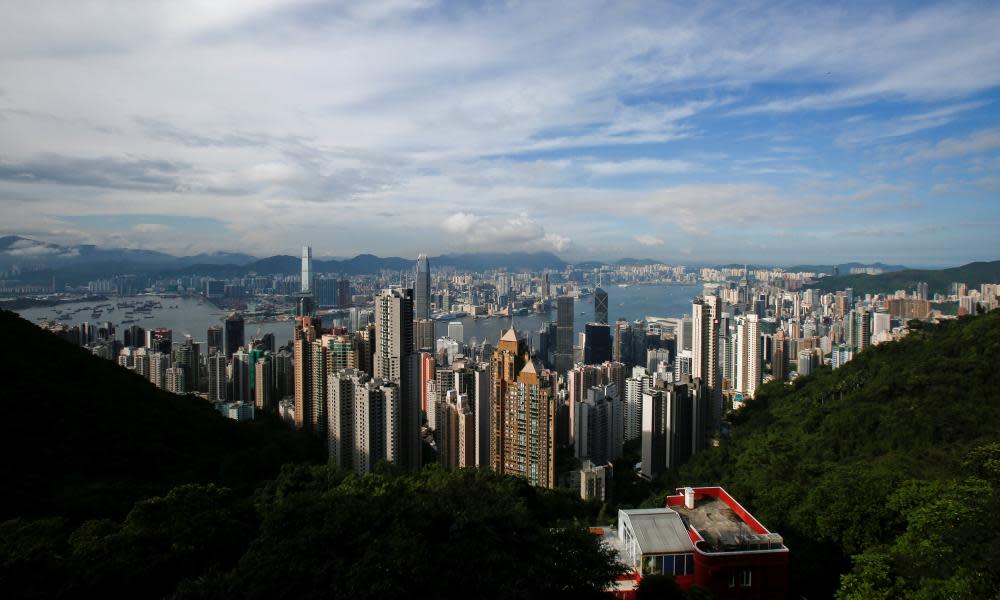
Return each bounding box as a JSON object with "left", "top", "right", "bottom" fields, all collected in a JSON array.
[{"left": 622, "top": 508, "right": 694, "bottom": 554}]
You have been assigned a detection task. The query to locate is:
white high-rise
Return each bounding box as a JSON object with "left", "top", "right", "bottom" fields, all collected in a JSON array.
[
  {"left": 734, "top": 314, "right": 762, "bottom": 399},
  {"left": 301, "top": 246, "right": 313, "bottom": 294},
  {"left": 692, "top": 294, "right": 721, "bottom": 425}
]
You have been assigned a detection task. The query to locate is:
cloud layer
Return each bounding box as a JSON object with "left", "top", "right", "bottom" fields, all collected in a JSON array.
[{"left": 0, "top": 0, "right": 998, "bottom": 265}]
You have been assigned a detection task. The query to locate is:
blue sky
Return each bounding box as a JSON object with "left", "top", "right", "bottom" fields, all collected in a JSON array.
[{"left": 0, "top": 0, "right": 998, "bottom": 266}]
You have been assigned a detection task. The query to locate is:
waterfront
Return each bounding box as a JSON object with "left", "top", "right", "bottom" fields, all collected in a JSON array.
[{"left": 15, "top": 284, "right": 703, "bottom": 349}]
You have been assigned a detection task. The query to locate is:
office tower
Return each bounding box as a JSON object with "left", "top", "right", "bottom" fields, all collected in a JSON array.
[
  {"left": 447, "top": 321, "right": 464, "bottom": 344},
  {"left": 207, "top": 351, "right": 227, "bottom": 402},
  {"left": 573, "top": 384, "right": 623, "bottom": 465},
  {"left": 146, "top": 327, "right": 172, "bottom": 354},
  {"left": 472, "top": 363, "right": 493, "bottom": 469},
  {"left": 206, "top": 326, "right": 223, "bottom": 353},
  {"left": 254, "top": 353, "right": 274, "bottom": 411},
  {"left": 175, "top": 336, "right": 199, "bottom": 392},
  {"left": 337, "top": 279, "right": 352, "bottom": 308},
  {"left": 772, "top": 329, "right": 788, "bottom": 382},
  {"left": 613, "top": 319, "right": 630, "bottom": 365},
  {"left": 231, "top": 348, "right": 251, "bottom": 403},
  {"left": 165, "top": 367, "right": 186, "bottom": 395},
  {"left": 316, "top": 277, "right": 338, "bottom": 307},
  {"left": 301, "top": 246, "right": 313, "bottom": 294},
  {"left": 554, "top": 295, "right": 574, "bottom": 374},
  {"left": 124, "top": 324, "right": 145, "bottom": 348},
  {"left": 641, "top": 380, "right": 698, "bottom": 479},
  {"left": 149, "top": 351, "right": 169, "bottom": 389},
  {"left": 594, "top": 287, "right": 609, "bottom": 325},
  {"left": 734, "top": 314, "right": 762, "bottom": 399},
  {"left": 414, "top": 254, "right": 431, "bottom": 320},
  {"left": 274, "top": 348, "right": 293, "bottom": 398},
  {"left": 293, "top": 316, "right": 322, "bottom": 430},
  {"left": 414, "top": 319, "right": 435, "bottom": 352},
  {"left": 584, "top": 323, "right": 611, "bottom": 365},
  {"left": 692, "top": 294, "right": 721, "bottom": 426},
  {"left": 374, "top": 288, "right": 420, "bottom": 470},
  {"left": 223, "top": 314, "right": 244, "bottom": 359}
]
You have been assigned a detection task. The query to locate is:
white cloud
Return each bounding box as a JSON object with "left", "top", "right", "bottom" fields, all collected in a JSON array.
[
  {"left": 633, "top": 234, "right": 665, "bottom": 246},
  {"left": 586, "top": 159, "right": 696, "bottom": 176}
]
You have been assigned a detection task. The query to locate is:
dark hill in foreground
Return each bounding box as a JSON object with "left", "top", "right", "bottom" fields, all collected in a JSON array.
[
  {"left": 0, "top": 310, "right": 324, "bottom": 521},
  {"left": 674, "top": 311, "right": 1000, "bottom": 598}
]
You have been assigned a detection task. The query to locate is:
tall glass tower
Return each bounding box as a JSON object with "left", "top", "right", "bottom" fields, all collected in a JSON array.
[
  {"left": 301, "top": 246, "right": 313, "bottom": 294},
  {"left": 415, "top": 254, "right": 431, "bottom": 320}
]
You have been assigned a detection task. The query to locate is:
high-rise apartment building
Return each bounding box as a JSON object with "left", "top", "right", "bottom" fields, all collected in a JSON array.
[
  {"left": 374, "top": 288, "right": 420, "bottom": 470},
  {"left": 734, "top": 314, "right": 762, "bottom": 399},
  {"left": 207, "top": 351, "right": 227, "bottom": 402},
  {"left": 641, "top": 380, "right": 702, "bottom": 479},
  {"left": 292, "top": 316, "right": 322, "bottom": 430},
  {"left": 165, "top": 366, "right": 186, "bottom": 395},
  {"left": 490, "top": 326, "right": 557, "bottom": 488},
  {"left": 692, "top": 295, "right": 721, "bottom": 427}
]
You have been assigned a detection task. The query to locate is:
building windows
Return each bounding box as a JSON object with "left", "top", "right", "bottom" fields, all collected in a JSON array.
[
  {"left": 729, "top": 569, "right": 752, "bottom": 588},
  {"left": 640, "top": 553, "right": 695, "bottom": 577}
]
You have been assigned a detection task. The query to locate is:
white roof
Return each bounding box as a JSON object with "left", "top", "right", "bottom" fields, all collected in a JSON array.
[{"left": 621, "top": 508, "right": 695, "bottom": 554}]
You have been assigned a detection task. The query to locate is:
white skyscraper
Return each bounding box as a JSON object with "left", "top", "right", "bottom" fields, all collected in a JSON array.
[
  {"left": 692, "top": 294, "right": 721, "bottom": 425},
  {"left": 447, "top": 321, "right": 464, "bottom": 344},
  {"left": 301, "top": 245, "right": 313, "bottom": 294},
  {"left": 734, "top": 314, "right": 762, "bottom": 399}
]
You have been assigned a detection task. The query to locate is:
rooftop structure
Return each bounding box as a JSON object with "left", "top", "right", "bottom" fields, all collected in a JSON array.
[{"left": 599, "top": 486, "right": 789, "bottom": 600}]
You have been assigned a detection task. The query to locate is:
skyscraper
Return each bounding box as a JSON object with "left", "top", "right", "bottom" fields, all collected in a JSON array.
[
  {"left": 734, "top": 314, "right": 762, "bottom": 399},
  {"left": 301, "top": 245, "right": 313, "bottom": 294},
  {"left": 554, "top": 295, "right": 574, "bottom": 374},
  {"left": 692, "top": 294, "right": 721, "bottom": 427},
  {"left": 641, "top": 380, "right": 700, "bottom": 479},
  {"left": 594, "top": 287, "right": 609, "bottom": 325},
  {"left": 374, "top": 288, "right": 420, "bottom": 470},
  {"left": 224, "top": 314, "right": 244, "bottom": 359},
  {"left": 293, "top": 316, "right": 322, "bottom": 430},
  {"left": 207, "top": 351, "right": 227, "bottom": 402},
  {"left": 206, "top": 326, "right": 223, "bottom": 353},
  {"left": 415, "top": 254, "right": 431, "bottom": 320},
  {"left": 584, "top": 322, "right": 611, "bottom": 365}
]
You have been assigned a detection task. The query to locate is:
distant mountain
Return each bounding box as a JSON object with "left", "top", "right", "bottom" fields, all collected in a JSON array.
[
  {"left": 614, "top": 257, "right": 661, "bottom": 266},
  {"left": 805, "top": 259, "right": 1000, "bottom": 295},
  {"left": 0, "top": 235, "right": 258, "bottom": 273}
]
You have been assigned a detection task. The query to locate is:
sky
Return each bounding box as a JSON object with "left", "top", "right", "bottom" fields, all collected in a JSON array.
[{"left": 1, "top": 1, "right": 998, "bottom": 267}]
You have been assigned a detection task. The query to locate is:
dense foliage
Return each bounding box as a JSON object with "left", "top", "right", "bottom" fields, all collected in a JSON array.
[
  {"left": 0, "top": 309, "right": 325, "bottom": 520},
  {"left": 805, "top": 259, "right": 1000, "bottom": 296},
  {"left": 0, "top": 310, "right": 625, "bottom": 598},
  {"left": 674, "top": 311, "right": 1000, "bottom": 598}
]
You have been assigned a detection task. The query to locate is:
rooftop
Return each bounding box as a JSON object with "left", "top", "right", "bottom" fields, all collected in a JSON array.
[
  {"left": 669, "top": 488, "right": 785, "bottom": 553},
  {"left": 620, "top": 508, "right": 695, "bottom": 555}
]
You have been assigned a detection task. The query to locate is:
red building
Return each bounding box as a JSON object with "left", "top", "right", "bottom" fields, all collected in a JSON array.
[{"left": 598, "top": 486, "right": 789, "bottom": 599}]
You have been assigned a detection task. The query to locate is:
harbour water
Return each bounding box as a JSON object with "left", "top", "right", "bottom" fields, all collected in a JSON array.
[{"left": 15, "top": 284, "right": 703, "bottom": 349}]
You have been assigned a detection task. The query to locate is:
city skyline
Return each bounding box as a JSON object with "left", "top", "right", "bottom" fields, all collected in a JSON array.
[{"left": 1, "top": 2, "right": 999, "bottom": 265}]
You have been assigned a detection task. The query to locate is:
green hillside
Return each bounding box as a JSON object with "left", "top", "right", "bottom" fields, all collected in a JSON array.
[
  {"left": 0, "top": 311, "right": 622, "bottom": 599},
  {"left": 674, "top": 311, "right": 1000, "bottom": 598},
  {"left": 805, "top": 259, "right": 1000, "bottom": 296},
  {"left": 0, "top": 310, "right": 325, "bottom": 521}
]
